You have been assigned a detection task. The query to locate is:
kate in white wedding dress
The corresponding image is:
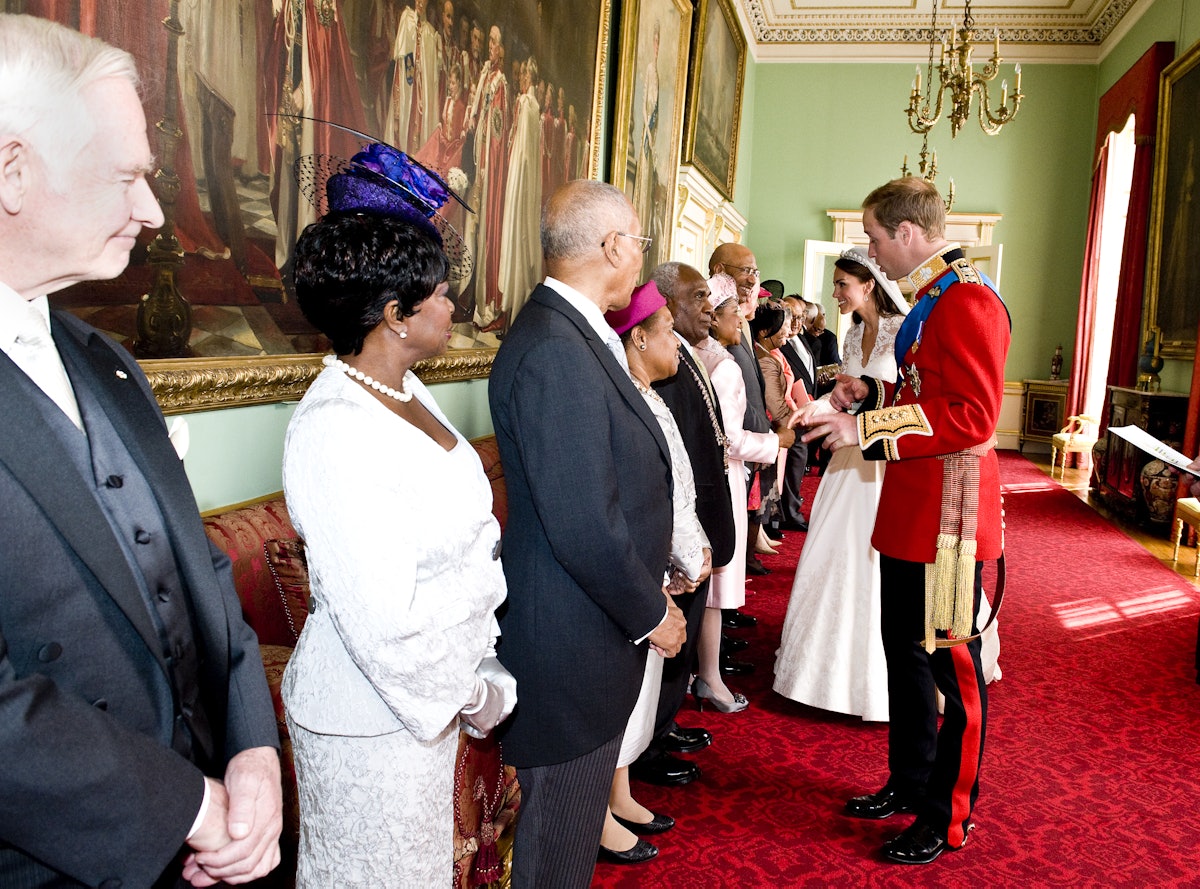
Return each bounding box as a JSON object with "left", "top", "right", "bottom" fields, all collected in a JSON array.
[{"left": 773, "top": 249, "right": 908, "bottom": 721}]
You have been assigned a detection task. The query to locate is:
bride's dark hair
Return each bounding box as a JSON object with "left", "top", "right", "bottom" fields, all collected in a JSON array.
[{"left": 834, "top": 256, "right": 904, "bottom": 324}]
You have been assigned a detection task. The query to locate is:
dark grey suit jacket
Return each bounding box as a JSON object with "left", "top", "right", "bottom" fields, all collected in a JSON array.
[
  {"left": 781, "top": 338, "right": 817, "bottom": 397},
  {"left": 0, "top": 311, "right": 278, "bottom": 888},
  {"left": 730, "top": 333, "right": 771, "bottom": 434},
  {"left": 489, "top": 284, "right": 673, "bottom": 768},
  {"left": 652, "top": 343, "right": 735, "bottom": 568}
]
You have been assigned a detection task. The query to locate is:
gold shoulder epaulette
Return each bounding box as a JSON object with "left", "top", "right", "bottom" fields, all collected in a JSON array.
[
  {"left": 858, "top": 404, "right": 933, "bottom": 460},
  {"left": 949, "top": 257, "right": 983, "bottom": 285}
]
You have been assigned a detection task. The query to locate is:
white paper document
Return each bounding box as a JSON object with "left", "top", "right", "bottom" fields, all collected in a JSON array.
[{"left": 1107, "top": 425, "right": 1200, "bottom": 477}]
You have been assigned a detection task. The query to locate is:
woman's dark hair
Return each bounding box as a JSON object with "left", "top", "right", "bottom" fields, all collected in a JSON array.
[
  {"left": 294, "top": 211, "right": 450, "bottom": 355},
  {"left": 834, "top": 256, "right": 903, "bottom": 324},
  {"left": 750, "top": 301, "right": 788, "bottom": 341}
]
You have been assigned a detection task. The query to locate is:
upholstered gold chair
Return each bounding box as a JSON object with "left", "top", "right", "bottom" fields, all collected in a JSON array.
[
  {"left": 1172, "top": 498, "right": 1200, "bottom": 577},
  {"left": 1050, "top": 415, "right": 1100, "bottom": 479}
]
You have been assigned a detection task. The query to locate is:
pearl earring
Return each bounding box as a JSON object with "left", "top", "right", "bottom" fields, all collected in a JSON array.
[{"left": 399, "top": 330, "right": 408, "bottom": 339}]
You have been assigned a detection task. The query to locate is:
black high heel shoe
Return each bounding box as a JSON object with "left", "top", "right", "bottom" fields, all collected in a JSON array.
[
  {"left": 598, "top": 838, "right": 659, "bottom": 864},
  {"left": 613, "top": 811, "right": 675, "bottom": 835}
]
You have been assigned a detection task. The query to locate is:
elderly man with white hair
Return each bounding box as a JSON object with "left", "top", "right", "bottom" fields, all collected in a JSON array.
[{"left": 0, "top": 14, "right": 280, "bottom": 887}]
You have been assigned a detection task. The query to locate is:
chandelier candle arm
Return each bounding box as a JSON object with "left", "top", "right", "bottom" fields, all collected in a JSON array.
[{"left": 904, "top": 0, "right": 1024, "bottom": 138}]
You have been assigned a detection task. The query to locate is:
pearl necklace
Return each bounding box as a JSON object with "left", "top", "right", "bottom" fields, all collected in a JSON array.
[{"left": 324, "top": 354, "right": 412, "bottom": 402}]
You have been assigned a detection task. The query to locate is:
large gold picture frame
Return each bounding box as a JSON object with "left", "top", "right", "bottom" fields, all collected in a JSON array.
[
  {"left": 680, "top": 0, "right": 746, "bottom": 202},
  {"left": 19, "top": 0, "right": 612, "bottom": 410},
  {"left": 1144, "top": 38, "right": 1200, "bottom": 360},
  {"left": 610, "top": 0, "right": 692, "bottom": 281}
]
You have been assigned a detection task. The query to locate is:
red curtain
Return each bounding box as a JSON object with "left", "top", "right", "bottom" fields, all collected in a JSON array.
[
  {"left": 1067, "top": 144, "right": 1110, "bottom": 423},
  {"left": 1067, "top": 42, "right": 1175, "bottom": 419}
]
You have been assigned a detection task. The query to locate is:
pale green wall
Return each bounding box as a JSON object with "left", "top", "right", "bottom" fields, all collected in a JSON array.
[
  {"left": 743, "top": 61, "right": 1097, "bottom": 384},
  {"left": 1100, "top": 0, "right": 1200, "bottom": 93},
  {"left": 182, "top": 378, "right": 491, "bottom": 512}
]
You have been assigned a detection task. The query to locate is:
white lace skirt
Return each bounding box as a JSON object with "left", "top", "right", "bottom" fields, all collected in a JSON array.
[{"left": 288, "top": 716, "right": 458, "bottom": 887}]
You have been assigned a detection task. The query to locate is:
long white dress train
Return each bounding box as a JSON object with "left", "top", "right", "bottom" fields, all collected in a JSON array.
[
  {"left": 772, "top": 316, "right": 903, "bottom": 722},
  {"left": 773, "top": 316, "right": 1000, "bottom": 722}
]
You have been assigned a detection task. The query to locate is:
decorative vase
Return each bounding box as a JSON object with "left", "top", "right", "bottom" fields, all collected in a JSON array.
[
  {"left": 1090, "top": 437, "right": 1107, "bottom": 490},
  {"left": 1136, "top": 335, "right": 1164, "bottom": 392},
  {"left": 1050, "top": 344, "right": 1063, "bottom": 381},
  {"left": 1140, "top": 459, "right": 1176, "bottom": 523}
]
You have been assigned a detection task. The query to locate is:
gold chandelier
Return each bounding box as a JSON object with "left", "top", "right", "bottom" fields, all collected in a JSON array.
[
  {"left": 900, "top": 133, "right": 956, "bottom": 212},
  {"left": 906, "top": 0, "right": 1023, "bottom": 138}
]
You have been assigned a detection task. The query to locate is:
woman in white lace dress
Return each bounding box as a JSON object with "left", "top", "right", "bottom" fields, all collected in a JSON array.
[
  {"left": 772, "top": 247, "right": 908, "bottom": 721},
  {"left": 598, "top": 283, "right": 711, "bottom": 864},
  {"left": 281, "top": 211, "right": 515, "bottom": 886}
]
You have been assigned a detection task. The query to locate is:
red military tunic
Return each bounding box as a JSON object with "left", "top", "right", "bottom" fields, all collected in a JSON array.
[{"left": 856, "top": 247, "right": 1011, "bottom": 565}]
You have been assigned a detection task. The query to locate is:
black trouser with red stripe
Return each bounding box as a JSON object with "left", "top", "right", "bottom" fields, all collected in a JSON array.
[{"left": 880, "top": 555, "right": 987, "bottom": 848}]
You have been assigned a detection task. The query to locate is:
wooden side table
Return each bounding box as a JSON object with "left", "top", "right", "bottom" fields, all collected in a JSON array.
[{"left": 1019, "top": 379, "right": 1068, "bottom": 451}]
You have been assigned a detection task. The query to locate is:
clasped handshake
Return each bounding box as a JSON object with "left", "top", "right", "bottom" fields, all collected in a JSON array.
[{"left": 786, "top": 374, "right": 869, "bottom": 453}]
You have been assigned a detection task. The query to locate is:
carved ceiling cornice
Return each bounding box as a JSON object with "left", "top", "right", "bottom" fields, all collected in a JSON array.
[{"left": 738, "top": 0, "right": 1146, "bottom": 62}]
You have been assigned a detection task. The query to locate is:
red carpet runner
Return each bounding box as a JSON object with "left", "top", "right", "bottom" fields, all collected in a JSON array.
[{"left": 591, "top": 451, "right": 1200, "bottom": 888}]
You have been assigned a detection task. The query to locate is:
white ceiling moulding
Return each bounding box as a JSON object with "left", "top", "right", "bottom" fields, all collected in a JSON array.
[{"left": 738, "top": 0, "right": 1144, "bottom": 64}]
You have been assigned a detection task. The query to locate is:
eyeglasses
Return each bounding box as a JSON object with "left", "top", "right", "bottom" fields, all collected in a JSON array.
[
  {"left": 725, "top": 263, "right": 760, "bottom": 277},
  {"left": 608, "top": 231, "right": 653, "bottom": 254}
]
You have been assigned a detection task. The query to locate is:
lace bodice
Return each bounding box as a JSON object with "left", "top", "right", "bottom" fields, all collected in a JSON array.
[{"left": 841, "top": 313, "right": 906, "bottom": 381}]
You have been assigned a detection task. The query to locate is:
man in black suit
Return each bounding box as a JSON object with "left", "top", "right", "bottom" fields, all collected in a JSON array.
[
  {"left": 0, "top": 15, "right": 281, "bottom": 887},
  {"left": 630, "top": 261, "right": 737, "bottom": 786},
  {"left": 778, "top": 295, "right": 819, "bottom": 529},
  {"left": 489, "top": 180, "right": 687, "bottom": 887}
]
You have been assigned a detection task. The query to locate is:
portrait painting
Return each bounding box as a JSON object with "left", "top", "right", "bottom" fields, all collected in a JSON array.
[
  {"left": 8, "top": 0, "right": 612, "bottom": 407},
  {"left": 611, "top": 0, "right": 692, "bottom": 280},
  {"left": 682, "top": 0, "right": 745, "bottom": 201},
  {"left": 1145, "top": 38, "right": 1200, "bottom": 359}
]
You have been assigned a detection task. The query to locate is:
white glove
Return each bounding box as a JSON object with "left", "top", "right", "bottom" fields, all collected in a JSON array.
[{"left": 459, "top": 656, "right": 517, "bottom": 738}]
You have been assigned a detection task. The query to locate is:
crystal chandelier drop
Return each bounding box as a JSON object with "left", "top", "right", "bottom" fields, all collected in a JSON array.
[{"left": 906, "top": 0, "right": 1023, "bottom": 138}]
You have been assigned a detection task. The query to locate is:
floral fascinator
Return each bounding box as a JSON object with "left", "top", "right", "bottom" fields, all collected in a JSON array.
[{"left": 294, "top": 120, "right": 474, "bottom": 282}]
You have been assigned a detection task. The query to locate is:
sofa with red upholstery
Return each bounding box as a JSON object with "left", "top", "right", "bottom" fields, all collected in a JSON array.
[{"left": 201, "top": 434, "right": 516, "bottom": 888}]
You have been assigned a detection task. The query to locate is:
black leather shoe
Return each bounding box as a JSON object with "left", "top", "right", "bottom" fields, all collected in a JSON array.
[
  {"left": 613, "top": 811, "right": 675, "bottom": 835},
  {"left": 722, "top": 635, "right": 749, "bottom": 653},
  {"left": 719, "top": 654, "right": 755, "bottom": 676},
  {"left": 598, "top": 838, "right": 659, "bottom": 864},
  {"left": 882, "top": 821, "right": 958, "bottom": 864},
  {"left": 764, "top": 524, "right": 784, "bottom": 540},
  {"left": 722, "top": 609, "right": 758, "bottom": 629},
  {"left": 630, "top": 753, "right": 699, "bottom": 786},
  {"left": 662, "top": 726, "right": 712, "bottom": 754},
  {"left": 779, "top": 518, "right": 809, "bottom": 532},
  {"left": 745, "top": 560, "right": 771, "bottom": 576},
  {"left": 844, "top": 787, "right": 918, "bottom": 820}
]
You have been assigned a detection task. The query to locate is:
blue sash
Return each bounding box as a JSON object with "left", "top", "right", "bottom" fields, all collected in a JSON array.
[{"left": 893, "top": 267, "right": 1006, "bottom": 384}]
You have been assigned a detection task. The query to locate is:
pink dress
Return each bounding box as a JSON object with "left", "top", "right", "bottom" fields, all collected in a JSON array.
[{"left": 695, "top": 337, "right": 779, "bottom": 608}]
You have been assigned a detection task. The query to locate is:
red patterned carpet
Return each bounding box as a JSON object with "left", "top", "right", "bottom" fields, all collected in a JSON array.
[{"left": 591, "top": 451, "right": 1200, "bottom": 888}]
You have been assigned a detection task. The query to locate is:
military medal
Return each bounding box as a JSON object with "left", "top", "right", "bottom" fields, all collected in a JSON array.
[{"left": 907, "top": 363, "right": 922, "bottom": 397}]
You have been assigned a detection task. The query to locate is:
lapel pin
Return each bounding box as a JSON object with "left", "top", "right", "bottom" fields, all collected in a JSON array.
[{"left": 115, "top": 369, "right": 128, "bottom": 379}]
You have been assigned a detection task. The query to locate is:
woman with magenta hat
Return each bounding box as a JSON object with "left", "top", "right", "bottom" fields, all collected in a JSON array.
[
  {"left": 595, "top": 282, "right": 711, "bottom": 865},
  {"left": 280, "top": 144, "right": 514, "bottom": 885}
]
